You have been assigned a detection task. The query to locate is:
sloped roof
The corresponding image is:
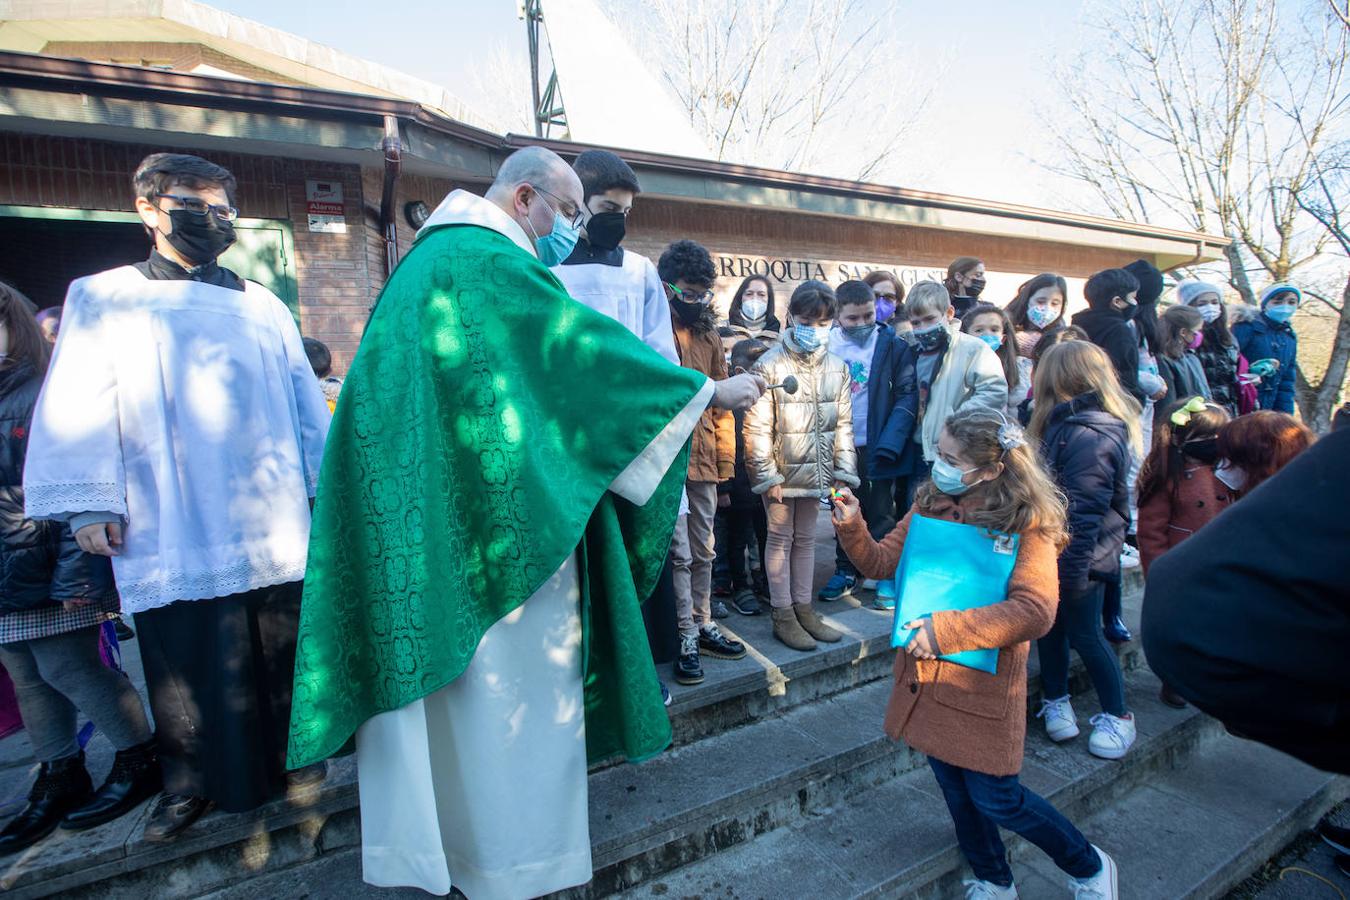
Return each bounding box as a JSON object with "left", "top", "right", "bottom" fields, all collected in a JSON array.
[{"left": 0, "top": 0, "right": 495, "bottom": 128}]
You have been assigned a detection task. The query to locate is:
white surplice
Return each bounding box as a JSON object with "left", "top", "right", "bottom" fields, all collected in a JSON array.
[
  {"left": 355, "top": 190, "right": 713, "bottom": 899},
  {"left": 23, "top": 267, "right": 330, "bottom": 613}
]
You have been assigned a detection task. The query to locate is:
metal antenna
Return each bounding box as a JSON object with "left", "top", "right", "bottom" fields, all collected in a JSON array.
[{"left": 520, "top": 0, "right": 568, "bottom": 138}]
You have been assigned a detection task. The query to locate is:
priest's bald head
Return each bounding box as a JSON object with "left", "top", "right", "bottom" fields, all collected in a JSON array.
[{"left": 486, "top": 146, "right": 585, "bottom": 261}]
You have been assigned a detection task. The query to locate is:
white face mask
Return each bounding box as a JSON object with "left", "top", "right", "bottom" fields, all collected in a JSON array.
[
  {"left": 741, "top": 298, "right": 768, "bottom": 321},
  {"left": 1196, "top": 303, "right": 1222, "bottom": 324},
  {"left": 1215, "top": 460, "right": 1247, "bottom": 491}
]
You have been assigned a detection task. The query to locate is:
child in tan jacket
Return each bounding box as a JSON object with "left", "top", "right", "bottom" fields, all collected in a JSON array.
[{"left": 833, "top": 407, "right": 1119, "bottom": 899}]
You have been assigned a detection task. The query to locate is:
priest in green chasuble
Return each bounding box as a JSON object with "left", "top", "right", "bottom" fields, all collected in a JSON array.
[{"left": 286, "top": 147, "right": 766, "bottom": 899}]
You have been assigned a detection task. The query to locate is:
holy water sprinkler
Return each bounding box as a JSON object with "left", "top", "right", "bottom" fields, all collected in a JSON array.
[{"left": 767, "top": 375, "right": 799, "bottom": 394}]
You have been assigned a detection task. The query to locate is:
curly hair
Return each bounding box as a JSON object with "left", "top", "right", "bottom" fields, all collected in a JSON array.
[
  {"left": 657, "top": 239, "right": 716, "bottom": 288},
  {"left": 915, "top": 407, "right": 1069, "bottom": 548}
]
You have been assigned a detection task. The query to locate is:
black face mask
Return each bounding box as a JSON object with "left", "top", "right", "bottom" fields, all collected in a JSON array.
[
  {"left": 966, "top": 277, "right": 986, "bottom": 298},
  {"left": 1117, "top": 301, "right": 1139, "bottom": 322},
  {"left": 163, "top": 209, "right": 236, "bottom": 265},
  {"left": 1182, "top": 436, "right": 1219, "bottom": 463},
  {"left": 672, "top": 297, "right": 706, "bottom": 326},
  {"left": 585, "top": 212, "right": 626, "bottom": 251}
]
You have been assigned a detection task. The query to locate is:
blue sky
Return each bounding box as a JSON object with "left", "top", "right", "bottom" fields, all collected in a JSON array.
[{"left": 209, "top": 1, "right": 1088, "bottom": 208}]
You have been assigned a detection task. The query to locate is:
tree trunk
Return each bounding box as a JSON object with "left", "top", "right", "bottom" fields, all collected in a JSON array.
[
  {"left": 1295, "top": 271, "right": 1350, "bottom": 433},
  {"left": 1222, "top": 240, "right": 1257, "bottom": 306}
]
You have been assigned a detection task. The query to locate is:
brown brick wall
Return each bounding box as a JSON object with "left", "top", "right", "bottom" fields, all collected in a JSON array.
[
  {"left": 0, "top": 133, "right": 1162, "bottom": 378},
  {"left": 0, "top": 132, "right": 369, "bottom": 370}
]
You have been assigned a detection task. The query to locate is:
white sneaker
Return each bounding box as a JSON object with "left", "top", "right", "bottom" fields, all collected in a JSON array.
[
  {"left": 1088, "top": 713, "right": 1136, "bottom": 760},
  {"left": 1071, "top": 845, "right": 1118, "bottom": 898},
  {"left": 1119, "top": 545, "right": 1140, "bottom": 569},
  {"left": 964, "top": 878, "right": 1018, "bottom": 899},
  {"left": 1038, "top": 696, "right": 1080, "bottom": 742}
]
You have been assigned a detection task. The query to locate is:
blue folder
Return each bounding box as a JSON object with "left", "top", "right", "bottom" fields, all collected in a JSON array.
[{"left": 889, "top": 514, "right": 1020, "bottom": 674}]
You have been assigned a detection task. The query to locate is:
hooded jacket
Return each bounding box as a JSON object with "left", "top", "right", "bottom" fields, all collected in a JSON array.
[
  {"left": 671, "top": 303, "right": 736, "bottom": 483},
  {"left": 1143, "top": 426, "right": 1350, "bottom": 774},
  {"left": 1070, "top": 306, "right": 1145, "bottom": 404},
  {"left": 1232, "top": 295, "right": 1298, "bottom": 414},
  {"left": 1039, "top": 391, "right": 1132, "bottom": 594},
  {"left": 914, "top": 324, "right": 1008, "bottom": 464},
  {"left": 0, "top": 363, "right": 117, "bottom": 614},
  {"left": 744, "top": 330, "right": 860, "bottom": 497}
]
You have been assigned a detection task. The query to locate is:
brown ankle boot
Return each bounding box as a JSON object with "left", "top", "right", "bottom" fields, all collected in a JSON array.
[
  {"left": 794, "top": 604, "right": 843, "bottom": 643},
  {"left": 771, "top": 606, "right": 817, "bottom": 651}
]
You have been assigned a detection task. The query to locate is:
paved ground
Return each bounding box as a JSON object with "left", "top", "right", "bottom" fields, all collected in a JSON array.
[{"left": 1228, "top": 801, "right": 1350, "bottom": 899}]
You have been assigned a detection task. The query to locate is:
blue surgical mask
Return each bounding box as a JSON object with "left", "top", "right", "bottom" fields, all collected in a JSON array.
[
  {"left": 976, "top": 333, "right": 1003, "bottom": 351},
  {"left": 1265, "top": 304, "right": 1296, "bottom": 324},
  {"left": 1028, "top": 305, "right": 1056, "bottom": 329},
  {"left": 524, "top": 191, "right": 580, "bottom": 267},
  {"left": 931, "top": 458, "right": 977, "bottom": 496},
  {"left": 793, "top": 323, "right": 830, "bottom": 351}
]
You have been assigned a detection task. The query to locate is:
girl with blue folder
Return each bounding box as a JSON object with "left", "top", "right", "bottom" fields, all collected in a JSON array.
[{"left": 833, "top": 408, "right": 1119, "bottom": 899}]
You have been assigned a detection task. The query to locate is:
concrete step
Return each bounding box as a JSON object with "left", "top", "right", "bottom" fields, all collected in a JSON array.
[
  {"left": 610, "top": 669, "right": 1227, "bottom": 900},
  {"left": 11, "top": 629, "right": 1139, "bottom": 898},
  {"left": 1015, "top": 739, "right": 1346, "bottom": 899}
]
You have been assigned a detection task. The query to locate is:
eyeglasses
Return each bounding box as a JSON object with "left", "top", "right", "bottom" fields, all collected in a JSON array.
[
  {"left": 666, "top": 282, "right": 715, "bottom": 304},
  {"left": 155, "top": 193, "right": 239, "bottom": 222},
  {"left": 529, "top": 185, "right": 584, "bottom": 229}
]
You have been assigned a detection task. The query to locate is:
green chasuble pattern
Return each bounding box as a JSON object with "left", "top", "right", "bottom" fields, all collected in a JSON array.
[{"left": 287, "top": 223, "right": 706, "bottom": 769}]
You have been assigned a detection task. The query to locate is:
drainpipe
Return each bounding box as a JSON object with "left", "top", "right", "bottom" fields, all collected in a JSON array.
[{"left": 380, "top": 115, "right": 403, "bottom": 278}]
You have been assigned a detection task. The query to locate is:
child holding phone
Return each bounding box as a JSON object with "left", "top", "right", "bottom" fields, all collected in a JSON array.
[{"left": 832, "top": 407, "right": 1118, "bottom": 899}]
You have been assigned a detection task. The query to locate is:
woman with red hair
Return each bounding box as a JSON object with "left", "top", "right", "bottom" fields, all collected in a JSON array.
[{"left": 1215, "top": 411, "right": 1315, "bottom": 494}]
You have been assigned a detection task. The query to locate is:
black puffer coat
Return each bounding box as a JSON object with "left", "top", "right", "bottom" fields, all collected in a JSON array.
[
  {"left": 0, "top": 363, "right": 116, "bottom": 614},
  {"left": 1040, "top": 391, "right": 1132, "bottom": 595}
]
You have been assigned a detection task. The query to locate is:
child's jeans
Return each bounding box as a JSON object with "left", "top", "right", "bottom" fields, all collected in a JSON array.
[
  {"left": 928, "top": 756, "right": 1101, "bottom": 887},
  {"left": 834, "top": 448, "right": 896, "bottom": 576},
  {"left": 671, "top": 481, "right": 719, "bottom": 634},
  {"left": 1038, "top": 582, "right": 1129, "bottom": 717},
  {"left": 763, "top": 496, "right": 819, "bottom": 608}
]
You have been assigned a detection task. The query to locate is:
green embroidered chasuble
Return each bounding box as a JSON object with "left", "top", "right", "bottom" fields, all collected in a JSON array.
[{"left": 287, "top": 222, "right": 705, "bottom": 769}]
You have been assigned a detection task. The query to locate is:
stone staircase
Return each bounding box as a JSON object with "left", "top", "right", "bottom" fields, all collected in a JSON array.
[{"left": 0, "top": 567, "right": 1342, "bottom": 899}]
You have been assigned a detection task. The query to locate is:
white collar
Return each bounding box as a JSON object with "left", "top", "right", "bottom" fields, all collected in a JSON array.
[{"left": 417, "top": 189, "right": 537, "bottom": 258}]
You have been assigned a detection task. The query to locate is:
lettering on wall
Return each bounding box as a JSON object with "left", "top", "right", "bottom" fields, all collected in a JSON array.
[{"left": 711, "top": 253, "right": 946, "bottom": 317}]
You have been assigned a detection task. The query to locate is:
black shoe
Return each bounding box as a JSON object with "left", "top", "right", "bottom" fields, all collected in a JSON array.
[
  {"left": 286, "top": 762, "right": 327, "bottom": 789},
  {"left": 730, "top": 589, "right": 762, "bottom": 616},
  {"left": 142, "top": 792, "right": 211, "bottom": 843},
  {"left": 711, "top": 600, "right": 731, "bottom": 620},
  {"left": 674, "top": 633, "right": 704, "bottom": 685},
  {"left": 1320, "top": 821, "right": 1350, "bottom": 855},
  {"left": 61, "top": 740, "right": 161, "bottom": 832},
  {"left": 1103, "top": 615, "right": 1133, "bottom": 644},
  {"left": 1158, "top": 684, "right": 1188, "bottom": 709},
  {"left": 0, "top": 753, "right": 93, "bottom": 854},
  {"left": 113, "top": 617, "right": 136, "bottom": 642},
  {"left": 698, "top": 623, "right": 746, "bottom": 660}
]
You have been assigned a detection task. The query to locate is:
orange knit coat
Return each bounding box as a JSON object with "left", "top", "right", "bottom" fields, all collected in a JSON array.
[{"left": 837, "top": 494, "right": 1060, "bottom": 776}]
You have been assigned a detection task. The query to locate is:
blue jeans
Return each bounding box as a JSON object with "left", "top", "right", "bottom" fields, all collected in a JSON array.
[
  {"left": 928, "top": 756, "right": 1100, "bottom": 886},
  {"left": 1037, "top": 582, "right": 1128, "bottom": 717}
]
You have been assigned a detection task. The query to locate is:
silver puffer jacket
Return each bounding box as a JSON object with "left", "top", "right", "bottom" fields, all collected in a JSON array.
[{"left": 744, "top": 331, "right": 860, "bottom": 498}]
